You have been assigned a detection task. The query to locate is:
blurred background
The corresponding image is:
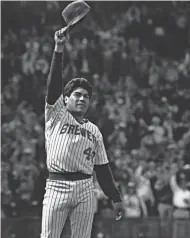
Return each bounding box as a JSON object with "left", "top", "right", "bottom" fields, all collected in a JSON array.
[{"left": 1, "top": 1, "right": 190, "bottom": 238}]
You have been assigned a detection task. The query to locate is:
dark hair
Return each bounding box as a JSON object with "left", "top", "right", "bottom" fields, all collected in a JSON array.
[{"left": 63, "top": 78, "right": 92, "bottom": 98}]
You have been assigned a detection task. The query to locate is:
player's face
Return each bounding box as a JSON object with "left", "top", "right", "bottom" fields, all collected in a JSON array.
[{"left": 65, "top": 87, "right": 90, "bottom": 115}]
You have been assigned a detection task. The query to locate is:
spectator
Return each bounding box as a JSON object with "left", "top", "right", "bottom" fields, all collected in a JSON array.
[
  {"left": 135, "top": 165, "right": 155, "bottom": 216},
  {"left": 170, "top": 170, "right": 190, "bottom": 219},
  {"left": 170, "top": 169, "right": 190, "bottom": 238},
  {"left": 121, "top": 182, "right": 147, "bottom": 238},
  {"left": 122, "top": 182, "right": 147, "bottom": 218},
  {"left": 154, "top": 174, "right": 173, "bottom": 219}
]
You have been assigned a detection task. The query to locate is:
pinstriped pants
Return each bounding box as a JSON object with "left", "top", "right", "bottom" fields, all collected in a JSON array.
[{"left": 40, "top": 178, "right": 95, "bottom": 238}]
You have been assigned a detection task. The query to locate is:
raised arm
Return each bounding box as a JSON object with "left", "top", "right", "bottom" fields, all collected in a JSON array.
[{"left": 46, "top": 28, "right": 69, "bottom": 105}]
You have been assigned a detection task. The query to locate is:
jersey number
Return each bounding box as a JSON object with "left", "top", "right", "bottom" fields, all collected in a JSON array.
[{"left": 83, "top": 147, "right": 95, "bottom": 161}]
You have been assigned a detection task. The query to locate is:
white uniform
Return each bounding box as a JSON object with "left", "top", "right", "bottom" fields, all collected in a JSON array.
[{"left": 40, "top": 95, "right": 109, "bottom": 238}]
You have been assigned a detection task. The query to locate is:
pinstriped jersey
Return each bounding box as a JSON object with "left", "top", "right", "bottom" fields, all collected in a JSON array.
[{"left": 45, "top": 95, "right": 109, "bottom": 174}]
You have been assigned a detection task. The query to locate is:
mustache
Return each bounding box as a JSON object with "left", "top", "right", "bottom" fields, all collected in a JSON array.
[{"left": 77, "top": 103, "right": 86, "bottom": 106}]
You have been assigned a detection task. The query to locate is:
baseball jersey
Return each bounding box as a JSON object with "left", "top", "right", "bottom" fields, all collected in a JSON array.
[{"left": 45, "top": 95, "right": 109, "bottom": 175}]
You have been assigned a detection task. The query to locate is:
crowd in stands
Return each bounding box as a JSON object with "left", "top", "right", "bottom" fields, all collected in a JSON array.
[{"left": 1, "top": 1, "right": 190, "bottom": 222}]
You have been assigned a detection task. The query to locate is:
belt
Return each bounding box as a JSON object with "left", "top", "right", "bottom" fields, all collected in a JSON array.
[{"left": 49, "top": 172, "right": 92, "bottom": 181}]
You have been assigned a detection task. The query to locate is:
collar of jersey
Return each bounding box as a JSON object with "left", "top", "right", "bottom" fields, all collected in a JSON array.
[
  {"left": 77, "top": 118, "right": 88, "bottom": 125},
  {"left": 67, "top": 109, "right": 89, "bottom": 125}
]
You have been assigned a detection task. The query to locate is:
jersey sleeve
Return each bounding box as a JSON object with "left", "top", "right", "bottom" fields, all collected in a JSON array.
[
  {"left": 45, "top": 94, "right": 66, "bottom": 127},
  {"left": 94, "top": 131, "right": 109, "bottom": 165}
]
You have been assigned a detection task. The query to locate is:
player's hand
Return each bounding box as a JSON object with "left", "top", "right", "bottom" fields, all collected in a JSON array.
[
  {"left": 54, "top": 27, "right": 70, "bottom": 52},
  {"left": 112, "top": 201, "right": 125, "bottom": 221}
]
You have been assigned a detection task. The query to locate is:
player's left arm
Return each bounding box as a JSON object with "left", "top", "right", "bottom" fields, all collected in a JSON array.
[
  {"left": 94, "top": 163, "right": 121, "bottom": 202},
  {"left": 94, "top": 131, "right": 124, "bottom": 220},
  {"left": 94, "top": 163, "right": 125, "bottom": 220}
]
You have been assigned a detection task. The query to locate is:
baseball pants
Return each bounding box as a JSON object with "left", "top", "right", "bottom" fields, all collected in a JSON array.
[{"left": 40, "top": 177, "right": 95, "bottom": 238}]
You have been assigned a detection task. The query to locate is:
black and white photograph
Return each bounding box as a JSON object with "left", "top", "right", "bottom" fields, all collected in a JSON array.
[{"left": 1, "top": 1, "right": 190, "bottom": 238}]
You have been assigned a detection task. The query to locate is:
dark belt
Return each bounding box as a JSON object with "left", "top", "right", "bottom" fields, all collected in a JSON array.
[{"left": 49, "top": 172, "right": 92, "bottom": 181}]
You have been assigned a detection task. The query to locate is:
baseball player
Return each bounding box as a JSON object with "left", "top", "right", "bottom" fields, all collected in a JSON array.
[{"left": 40, "top": 28, "right": 124, "bottom": 238}]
